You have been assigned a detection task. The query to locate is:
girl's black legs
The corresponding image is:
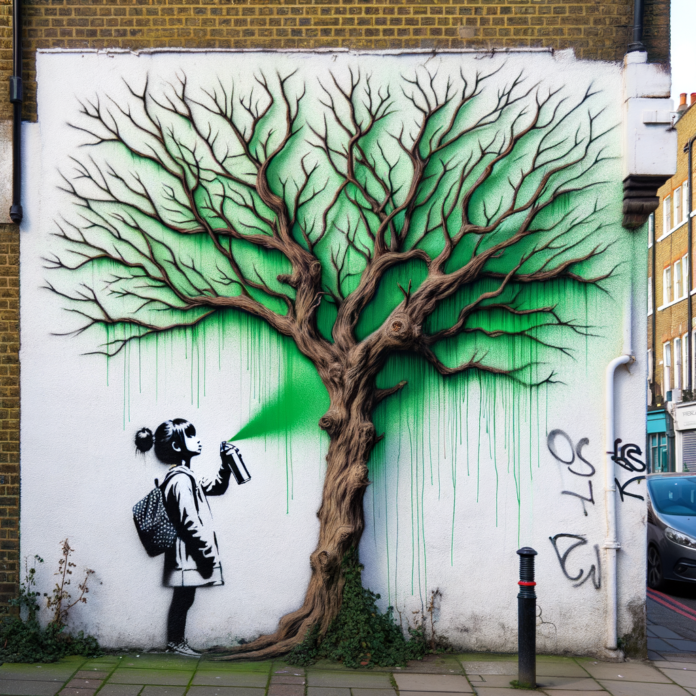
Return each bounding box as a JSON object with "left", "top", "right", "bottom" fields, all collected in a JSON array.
[{"left": 167, "top": 587, "right": 196, "bottom": 645}]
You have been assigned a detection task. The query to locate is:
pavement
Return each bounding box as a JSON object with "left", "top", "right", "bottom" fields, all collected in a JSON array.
[
  {"left": 0, "top": 651, "right": 695, "bottom": 696},
  {"left": 2, "top": 587, "right": 696, "bottom": 696}
]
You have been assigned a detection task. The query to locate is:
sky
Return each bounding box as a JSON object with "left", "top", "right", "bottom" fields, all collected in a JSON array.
[{"left": 671, "top": 0, "right": 696, "bottom": 103}]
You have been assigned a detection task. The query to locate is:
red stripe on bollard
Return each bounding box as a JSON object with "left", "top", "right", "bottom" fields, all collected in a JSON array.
[{"left": 518, "top": 581, "right": 536, "bottom": 587}]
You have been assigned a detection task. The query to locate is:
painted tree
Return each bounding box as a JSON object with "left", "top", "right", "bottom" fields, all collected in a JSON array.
[{"left": 47, "top": 61, "right": 615, "bottom": 658}]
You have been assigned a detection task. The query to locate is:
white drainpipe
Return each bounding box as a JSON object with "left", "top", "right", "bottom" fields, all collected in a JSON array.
[{"left": 604, "top": 296, "right": 634, "bottom": 652}]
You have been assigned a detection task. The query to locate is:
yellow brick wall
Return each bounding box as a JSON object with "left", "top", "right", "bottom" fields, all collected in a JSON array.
[
  {"left": 0, "top": 0, "right": 671, "bottom": 607},
  {"left": 650, "top": 103, "right": 696, "bottom": 403}
]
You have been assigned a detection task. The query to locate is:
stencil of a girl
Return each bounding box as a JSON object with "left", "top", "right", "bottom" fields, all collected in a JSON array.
[{"left": 135, "top": 418, "right": 239, "bottom": 656}]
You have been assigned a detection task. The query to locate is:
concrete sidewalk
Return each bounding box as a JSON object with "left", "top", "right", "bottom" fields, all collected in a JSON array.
[{"left": 0, "top": 651, "right": 693, "bottom": 696}]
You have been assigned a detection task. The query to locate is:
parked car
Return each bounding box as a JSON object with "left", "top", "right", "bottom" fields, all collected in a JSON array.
[{"left": 647, "top": 473, "right": 696, "bottom": 589}]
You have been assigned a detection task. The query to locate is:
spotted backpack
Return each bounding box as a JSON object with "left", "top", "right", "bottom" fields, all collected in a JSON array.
[{"left": 132, "top": 477, "right": 177, "bottom": 557}]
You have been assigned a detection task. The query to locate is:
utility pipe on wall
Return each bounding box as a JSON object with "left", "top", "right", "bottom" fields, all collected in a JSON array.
[
  {"left": 604, "top": 296, "right": 634, "bottom": 652},
  {"left": 686, "top": 136, "right": 694, "bottom": 393},
  {"left": 9, "top": 0, "right": 23, "bottom": 224},
  {"left": 628, "top": 0, "right": 645, "bottom": 53}
]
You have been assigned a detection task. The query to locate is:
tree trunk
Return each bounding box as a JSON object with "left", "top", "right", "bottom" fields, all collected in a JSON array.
[{"left": 215, "top": 395, "right": 377, "bottom": 660}]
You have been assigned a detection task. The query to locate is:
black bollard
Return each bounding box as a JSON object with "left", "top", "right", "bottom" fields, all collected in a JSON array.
[{"left": 517, "top": 547, "right": 538, "bottom": 689}]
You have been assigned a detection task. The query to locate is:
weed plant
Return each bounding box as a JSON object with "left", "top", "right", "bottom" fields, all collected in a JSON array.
[
  {"left": 287, "top": 548, "right": 427, "bottom": 669},
  {"left": 0, "top": 542, "right": 102, "bottom": 663}
]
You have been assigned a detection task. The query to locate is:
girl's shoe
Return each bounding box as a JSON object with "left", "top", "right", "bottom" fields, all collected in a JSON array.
[{"left": 166, "top": 639, "right": 201, "bottom": 657}]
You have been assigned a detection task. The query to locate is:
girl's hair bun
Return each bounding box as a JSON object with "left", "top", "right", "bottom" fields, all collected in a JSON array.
[{"left": 135, "top": 427, "right": 154, "bottom": 453}]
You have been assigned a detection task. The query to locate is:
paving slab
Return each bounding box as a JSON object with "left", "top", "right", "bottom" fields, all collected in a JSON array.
[
  {"left": 667, "top": 641, "right": 696, "bottom": 652},
  {"left": 579, "top": 662, "right": 670, "bottom": 682},
  {"left": 396, "top": 692, "right": 472, "bottom": 696},
  {"left": 396, "top": 657, "right": 463, "bottom": 675},
  {"left": 306, "top": 687, "right": 351, "bottom": 696},
  {"left": 197, "top": 663, "right": 272, "bottom": 674},
  {"left": 394, "top": 675, "right": 473, "bottom": 693},
  {"left": 310, "top": 663, "right": 393, "bottom": 674},
  {"left": 81, "top": 665, "right": 117, "bottom": 673},
  {"left": 648, "top": 638, "right": 675, "bottom": 652},
  {"left": 651, "top": 626, "right": 685, "bottom": 640},
  {"left": 534, "top": 677, "right": 602, "bottom": 691},
  {"left": 461, "top": 664, "right": 516, "bottom": 677},
  {"left": 308, "top": 673, "right": 392, "bottom": 689},
  {"left": 187, "top": 689, "right": 266, "bottom": 696},
  {"left": 455, "top": 656, "right": 514, "bottom": 664},
  {"left": 466, "top": 676, "right": 513, "bottom": 688},
  {"left": 663, "top": 669, "right": 696, "bottom": 688},
  {"left": 0, "top": 667, "right": 79, "bottom": 682},
  {"left": 0, "top": 680, "right": 62, "bottom": 696},
  {"left": 74, "top": 672, "right": 109, "bottom": 680},
  {"left": 540, "top": 692, "right": 609, "bottom": 696},
  {"left": 598, "top": 681, "right": 690, "bottom": 696},
  {"left": 96, "top": 686, "right": 144, "bottom": 696},
  {"left": 270, "top": 676, "right": 305, "bottom": 685},
  {"left": 271, "top": 667, "right": 304, "bottom": 679},
  {"left": 648, "top": 651, "right": 664, "bottom": 661},
  {"left": 267, "top": 686, "right": 303, "bottom": 696},
  {"left": 350, "top": 689, "right": 397, "bottom": 696},
  {"left": 107, "top": 670, "right": 192, "bottom": 686},
  {"left": 658, "top": 662, "right": 696, "bottom": 672},
  {"left": 192, "top": 674, "right": 267, "bottom": 687},
  {"left": 58, "top": 689, "right": 96, "bottom": 696},
  {"left": 139, "top": 688, "right": 187, "bottom": 696},
  {"left": 65, "top": 679, "right": 103, "bottom": 690},
  {"left": 471, "top": 690, "right": 517, "bottom": 695},
  {"left": 118, "top": 657, "right": 199, "bottom": 671},
  {"left": 536, "top": 664, "right": 589, "bottom": 678}
]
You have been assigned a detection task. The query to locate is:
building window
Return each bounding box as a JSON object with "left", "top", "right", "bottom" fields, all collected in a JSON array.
[
  {"left": 685, "top": 253, "right": 690, "bottom": 297},
  {"left": 684, "top": 334, "right": 689, "bottom": 390},
  {"left": 685, "top": 181, "right": 690, "bottom": 218},
  {"left": 664, "top": 266, "right": 672, "bottom": 305},
  {"left": 649, "top": 433, "right": 669, "bottom": 473},
  {"left": 648, "top": 281, "right": 653, "bottom": 315},
  {"left": 676, "top": 337, "right": 683, "bottom": 389},
  {"left": 665, "top": 341, "right": 672, "bottom": 393},
  {"left": 665, "top": 195, "right": 672, "bottom": 233},
  {"left": 649, "top": 213, "right": 654, "bottom": 247},
  {"left": 648, "top": 348, "right": 653, "bottom": 381},
  {"left": 676, "top": 259, "right": 683, "bottom": 301},
  {"left": 676, "top": 186, "right": 683, "bottom": 225}
]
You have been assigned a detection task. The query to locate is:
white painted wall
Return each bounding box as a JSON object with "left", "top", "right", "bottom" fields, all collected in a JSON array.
[{"left": 20, "top": 50, "right": 648, "bottom": 654}]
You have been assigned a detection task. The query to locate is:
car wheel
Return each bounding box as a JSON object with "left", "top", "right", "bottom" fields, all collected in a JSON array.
[{"left": 648, "top": 545, "right": 665, "bottom": 590}]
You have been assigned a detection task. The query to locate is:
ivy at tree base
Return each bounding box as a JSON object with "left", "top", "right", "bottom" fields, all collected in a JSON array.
[
  {"left": 0, "top": 617, "right": 102, "bottom": 663},
  {"left": 287, "top": 549, "right": 427, "bottom": 669}
]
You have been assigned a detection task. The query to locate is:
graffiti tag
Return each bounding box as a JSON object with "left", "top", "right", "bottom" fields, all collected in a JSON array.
[
  {"left": 609, "top": 438, "right": 646, "bottom": 473},
  {"left": 547, "top": 429, "right": 596, "bottom": 516},
  {"left": 549, "top": 533, "right": 602, "bottom": 590}
]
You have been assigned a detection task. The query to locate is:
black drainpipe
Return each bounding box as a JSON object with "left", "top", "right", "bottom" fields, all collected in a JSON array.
[
  {"left": 687, "top": 137, "right": 695, "bottom": 394},
  {"left": 628, "top": 0, "right": 645, "bottom": 53},
  {"left": 652, "top": 220, "right": 656, "bottom": 398},
  {"left": 9, "top": 0, "right": 23, "bottom": 225}
]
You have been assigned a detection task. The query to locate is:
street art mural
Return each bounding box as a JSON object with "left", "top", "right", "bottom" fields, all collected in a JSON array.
[{"left": 20, "top": 51, "right": 647, "bottom": 654}]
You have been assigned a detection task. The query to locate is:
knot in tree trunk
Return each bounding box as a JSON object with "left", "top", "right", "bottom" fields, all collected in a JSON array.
[{"left": 385, "top": 311, "right": 416, "bottom": 347}]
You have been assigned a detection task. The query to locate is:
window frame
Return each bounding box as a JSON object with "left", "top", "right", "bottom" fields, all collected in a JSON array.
[
  {"left": 676, "top": 336, "right": 683, "bottom": 390},
  {"left": 664, "top": 265, "right": 672, "bottom": 306},
  {"left": 665, "top": 195, "right": 672, "bottom": 233},
  {"left": 664, "top": 341, "right": 672, "bottom": 394},
  {"left": 676, "top": 186, "right": 683, "bottom": 225}
]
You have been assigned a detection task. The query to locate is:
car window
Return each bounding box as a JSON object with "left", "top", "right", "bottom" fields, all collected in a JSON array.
[{"left": 649, "top": 477, "right": 696, "bottom": 516}]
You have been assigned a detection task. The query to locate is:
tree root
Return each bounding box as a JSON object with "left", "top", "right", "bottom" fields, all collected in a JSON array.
[{"left": 209, "top": 609, "right": 316, "bottom": 661}]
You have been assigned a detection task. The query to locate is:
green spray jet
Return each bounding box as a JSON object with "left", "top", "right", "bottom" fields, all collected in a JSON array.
[{"left": 229, "top": 352, "right": 328, "bottom": 442}]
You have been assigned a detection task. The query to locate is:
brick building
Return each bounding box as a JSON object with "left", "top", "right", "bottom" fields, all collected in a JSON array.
[
  {"left": 0, "top": 0, "right": 673, "bottom": 652},
  {"left": 648, "top": 93, "right": 696, "bottom": 473}
]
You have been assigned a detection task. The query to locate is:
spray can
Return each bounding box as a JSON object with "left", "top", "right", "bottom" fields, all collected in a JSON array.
[{"left": 220, "top": 442, "right": 251, "bottom": 484}]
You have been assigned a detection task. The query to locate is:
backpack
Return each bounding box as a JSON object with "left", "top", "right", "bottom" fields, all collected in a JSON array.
[{"left": 133, "top": 476, "right": 178, "bottom": 557}]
